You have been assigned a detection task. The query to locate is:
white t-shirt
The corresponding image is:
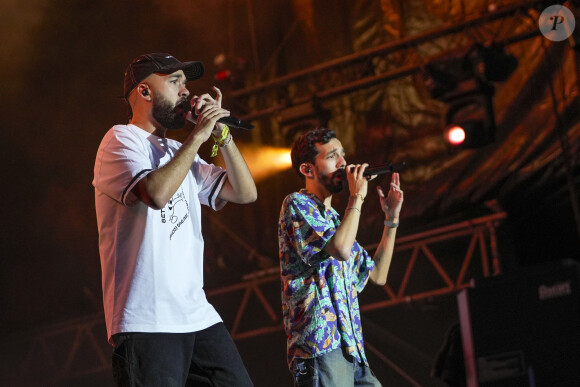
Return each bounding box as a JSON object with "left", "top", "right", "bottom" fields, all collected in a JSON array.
[{"left": 93, "top": 124, "right": 227, "bottom": 344}]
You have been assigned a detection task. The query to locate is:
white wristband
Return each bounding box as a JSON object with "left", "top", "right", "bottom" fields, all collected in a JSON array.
[{"left": 384, "top": 220, "right": 399, "bottom": 228}]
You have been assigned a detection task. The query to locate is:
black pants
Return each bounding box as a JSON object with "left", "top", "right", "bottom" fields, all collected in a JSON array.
[{"left": 111, "top": 322, "right": 253, "bottom": 387}]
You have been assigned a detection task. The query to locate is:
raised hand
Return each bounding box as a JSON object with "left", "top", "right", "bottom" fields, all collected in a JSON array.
[
  {"left": 377, "top": 172, "right": 403, "bottom": 220},
  {"left": 188, "top": 87, "right": 230, "bottom": 142}
]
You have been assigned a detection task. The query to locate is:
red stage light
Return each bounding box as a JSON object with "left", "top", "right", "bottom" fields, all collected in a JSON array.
[
  {"left": 445, "top": 125, "right": 466, "bottom": 146},
  {"left": 214, "top": 70, "right": 231, "bottom": 81}
]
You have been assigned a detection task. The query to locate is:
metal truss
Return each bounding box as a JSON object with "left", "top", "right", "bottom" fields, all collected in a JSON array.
[
  {"left": 206, "top": 212, "right": 506, "bottom": 340},
  {"left": 360, "top": 212, "right": 505, "bottom": 312},
  {"left": 229, "top": 0, "right": 546, "bottom": 123},
  {"left": 3, "top": 212, "right": 506, "bottom": 385},
  {"left": 2, "top": 313, "right": 111, "bottom": 386}
]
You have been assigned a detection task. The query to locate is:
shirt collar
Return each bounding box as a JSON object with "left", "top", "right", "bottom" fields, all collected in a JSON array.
[{"left": 299, "top": 188, "right": 335, "bottom": 217}]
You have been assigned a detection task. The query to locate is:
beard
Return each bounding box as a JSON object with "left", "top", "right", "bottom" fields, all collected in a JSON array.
[
  {"left": 152, "top": 94, "right": 190, "bottom": 130},
  {"left": 320, "top": 168, "right": 346, "bottom": 194}
]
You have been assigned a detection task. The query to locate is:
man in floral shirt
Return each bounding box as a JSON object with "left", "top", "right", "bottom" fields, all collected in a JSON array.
[{"left": 278, "top": 127, "right": 404, "bottom": 386}]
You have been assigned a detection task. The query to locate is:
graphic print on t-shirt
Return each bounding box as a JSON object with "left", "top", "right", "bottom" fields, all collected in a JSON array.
[{"left": 162, "top": 187, "right": 190, "bottom": 240}]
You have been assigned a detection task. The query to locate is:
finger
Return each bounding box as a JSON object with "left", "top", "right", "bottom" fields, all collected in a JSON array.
[
  {"left": 197, "top": 93, "right": 216, "bottom": 107},
  {"left": 197, "top": 104, "right": 217, "bottom": 117},
  {"left": 190, "top": 96, "right": 198, "bottom": 113},
  {"left": 186, "top": 110, "right": 195, "bottom": 123},
  {"left": 354, "top": 164, "right": 363, "bottom": 179},
  {"left": 346, "top": 164, "right": 356, "bottom": 175},
  {"left": 392, "top": 172, "right": 400, "bottom": 186},
  {"left": 391, "top": 183, "right": 404, "bottom": 198},
  {"left": 213, "top": 86, "right": 223, "bottom": 103},
  {"left": 197, "top": 93, "right": 212, "bottom": 101},
  {"left": 376, "top": 186, "right": 385, "bottom": 198},
  {"left": 200, "top": 104, "right": 227, "bottom": 117},
  {"left": 194, "top": 96, "right": 207, "bottom": 115},
  {"left": 196, "top": 107, "right": 220, "bottom": 124},
  {"left": 359, "top": 163, "right": 369, "bottom": 179},
  {"left": 201, "top": 107, "right": 230, "bottom": 122}
]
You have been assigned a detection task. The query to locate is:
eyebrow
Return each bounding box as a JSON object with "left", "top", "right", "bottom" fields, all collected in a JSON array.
[{"left": 325, "top": 147, "right": 345, "bottom": 157}]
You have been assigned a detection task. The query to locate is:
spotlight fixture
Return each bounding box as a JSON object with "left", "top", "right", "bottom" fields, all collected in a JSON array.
[
  {"left": 442, "top": 82, "right": 496, "bottom": 149},
  {"left": 423, "top": 43, "right": 517, "bottom": 149},
  {"left": 443, "top": 125, "right": 467, "bottom": 147}
]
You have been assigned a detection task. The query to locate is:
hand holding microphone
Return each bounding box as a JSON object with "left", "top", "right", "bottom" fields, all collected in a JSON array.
[
  {"left": 189, "top": 86, "right": 254, "bottom": 130},
  {"left": 346, "top": 163, "right": 371, "bottom": 202}
]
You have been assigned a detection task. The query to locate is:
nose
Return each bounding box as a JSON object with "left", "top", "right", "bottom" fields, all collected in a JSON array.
[
  {"left": 337, "top": 154, "right": 346, "bottom": 168},
  {"left": 180, "top": 86, "right": 190, "bottom": 98}
]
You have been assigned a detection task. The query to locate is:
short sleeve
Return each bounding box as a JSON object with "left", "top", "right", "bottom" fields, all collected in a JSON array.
[
  {"left": 93, "top": 126, "right": 154, "bottom": 206},
  {"left": 191, "top": 156, "right": 228, "bottom": 211},
  {"left": 351, "top": 245, "right": 375, "bottom": 293}
]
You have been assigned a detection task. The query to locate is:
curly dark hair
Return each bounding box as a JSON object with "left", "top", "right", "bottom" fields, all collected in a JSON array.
[{"left": 290, "top": 127, "right": 336, "bottom": 180}]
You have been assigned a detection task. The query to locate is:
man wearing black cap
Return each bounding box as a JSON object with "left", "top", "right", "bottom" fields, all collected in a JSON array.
[{"left": 93, "top": 53, "right": 257, "bottom": 386}]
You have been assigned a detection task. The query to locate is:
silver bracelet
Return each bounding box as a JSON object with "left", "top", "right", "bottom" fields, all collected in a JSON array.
[
  {"left": 346, "top": 207, "right": 361, "bottom": 212},
  {"left": 384, "top": 220, "right": 399, "bottom": 228}
]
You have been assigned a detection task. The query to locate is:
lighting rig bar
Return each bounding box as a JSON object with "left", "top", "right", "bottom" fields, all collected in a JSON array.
[{"left": 229, "top": 0, "right": 547, "bottom": 123}]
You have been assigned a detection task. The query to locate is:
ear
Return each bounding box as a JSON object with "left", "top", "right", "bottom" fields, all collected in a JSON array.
[
  {"left": 137, "top": 84, "right": 151, "bottom": 100},
  {"left": 299, "top": 163, "right": 313, "bottom": 178}
]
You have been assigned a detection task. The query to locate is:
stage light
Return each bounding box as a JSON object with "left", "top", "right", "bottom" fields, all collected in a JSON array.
[
  {"left": 423, "top": 43, "right": 516, "bottom": 149},
  {"left": 212, "top": 53, "right": 248, "bottom": 88},
  {"left": 443, "top": 120, "right": 492, "bottom": 149},
  {"left": 442, "top": 85, "right": 496, "bottom": 149},
  {"left": 214, "top": 70, "right": 232, "bottom": 81},
  {"left": 444, "top": 125, "right": 466, "bottom": 146},
  {"left": 234, "top": 145, "right": 292, "bottom": 182},
  {"left": 424, "top": 43, "right": 518, "bottom": 100}
]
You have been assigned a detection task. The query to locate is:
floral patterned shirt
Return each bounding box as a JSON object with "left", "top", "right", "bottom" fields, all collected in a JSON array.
[{"left": 278, "top": 189, "right": 375, "bottom": 368}]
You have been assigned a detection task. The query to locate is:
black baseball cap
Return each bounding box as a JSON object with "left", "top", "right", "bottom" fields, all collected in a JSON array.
[{"left": 123, "top": 53, "right": 205, "bottom": 98}]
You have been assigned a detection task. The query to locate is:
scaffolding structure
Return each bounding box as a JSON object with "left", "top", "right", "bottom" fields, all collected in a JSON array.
[
  {"left": 228, "top": 0, "right": 546, "bottom": 126},
  {"left": 3, "top": 212, "right": 506, "bottom": 385}
]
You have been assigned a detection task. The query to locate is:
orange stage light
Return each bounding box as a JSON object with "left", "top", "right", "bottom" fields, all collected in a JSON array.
[{"left": 234, "top": 145, "right": 292, "bottom": 182}]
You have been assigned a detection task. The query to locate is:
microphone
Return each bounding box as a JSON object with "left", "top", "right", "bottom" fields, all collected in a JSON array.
[
  {"left": 188, "top": 106, "right": 254, "bottom": 130},
  {"left": 350, "top": 162, "right": 406, "bottom": 177},
  {"left": 214, "top": 116, "right": 255, "bottom": 130}
]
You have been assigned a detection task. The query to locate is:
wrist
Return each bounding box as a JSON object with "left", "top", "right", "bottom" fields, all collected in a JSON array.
[
  {"left": 219, "top": 133, "right": 233, "bottom": 147},
  {"left": 384, "top": 214, "right": 399, "bottom": 228},
  {"left": 350, "top": 193, "right": 365, "bottom": 203},
  {"left": 210, "top": 125, "right": 230, "bottom": 157},
  {"left": 212, "top": 122, "right": 227, "bottom": 135}
]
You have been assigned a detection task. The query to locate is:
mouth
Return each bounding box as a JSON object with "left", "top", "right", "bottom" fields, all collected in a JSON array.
[
  {"left": 176, "top": 100, "right": 192, "bottom": 115},
  {"left": 332, "top": 169, "right": 346, "bottom": 183}
]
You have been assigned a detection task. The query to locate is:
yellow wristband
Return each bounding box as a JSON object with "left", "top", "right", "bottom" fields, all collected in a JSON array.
[
  {"left": 211, "top": 125, "right": 230, "bottom": 157},
  {"left": 220, "top": 134, "right": 233, "bottom": 147}
]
